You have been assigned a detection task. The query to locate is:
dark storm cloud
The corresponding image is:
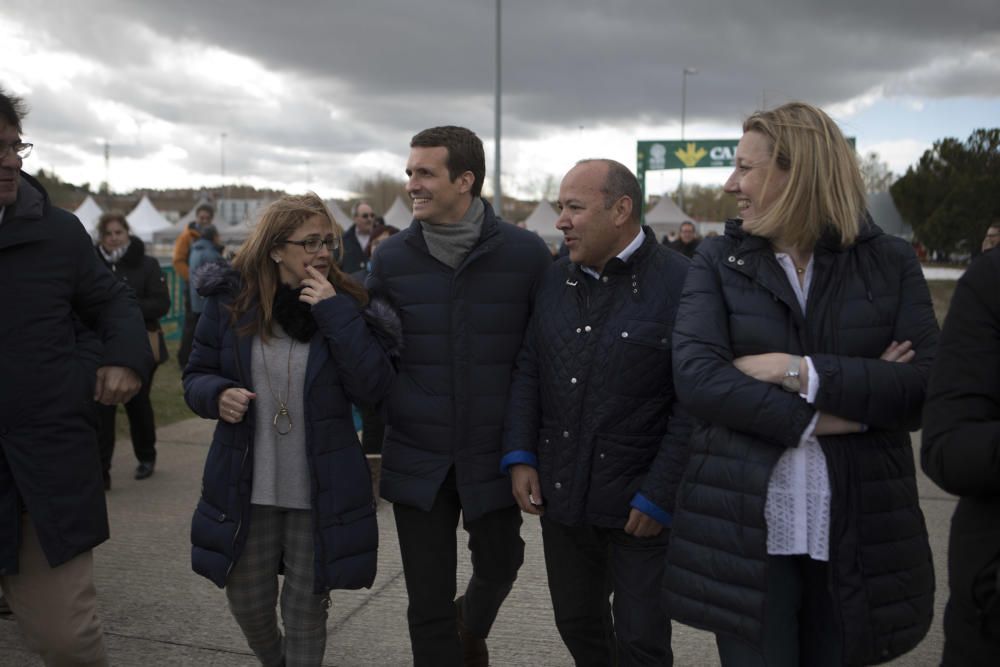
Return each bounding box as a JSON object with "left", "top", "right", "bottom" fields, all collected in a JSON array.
[{"left": 6, "top": 0, "right": 999, "bottom": 190}]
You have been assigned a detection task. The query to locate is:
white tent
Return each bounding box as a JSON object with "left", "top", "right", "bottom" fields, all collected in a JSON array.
[
  {"left": 325, "top": 199, "right": 353, "bottom": 231},
  {"left": 126, "top": 195, "right": 171, "bottom": 242},
  {"left": 644, "top": 194, "right": 694, "bottom": 241},
  {"left": 73, "top": 195, "right": 103, "bottom": 235},
  {"left": 383, "top": 196, "right": 412, "bottom": 229},
  {"left": 521, "top": 200, "right": 561, "bottom": 242}
]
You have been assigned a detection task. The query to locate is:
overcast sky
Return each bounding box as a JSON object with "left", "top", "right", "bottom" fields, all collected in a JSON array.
[{"left": 4, "top": 0, "right": 999, "bottom": 202}]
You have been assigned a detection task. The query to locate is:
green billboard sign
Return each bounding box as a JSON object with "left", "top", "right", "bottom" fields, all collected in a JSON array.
[{"left": 637, "top": 139, "right": 739, "bottom": 173}]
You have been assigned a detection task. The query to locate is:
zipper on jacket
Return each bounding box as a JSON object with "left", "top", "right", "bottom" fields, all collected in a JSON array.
[{"left": 225, "top": 440, "right": 251, "bottom": 581}]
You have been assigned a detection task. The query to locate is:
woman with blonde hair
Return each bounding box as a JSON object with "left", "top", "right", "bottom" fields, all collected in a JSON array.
[
  {"left": 184, "top": 193, "right": 399, "bottom": 666},
  {"left": 663, "top": 102, "right": 938, "bottom": 665}
]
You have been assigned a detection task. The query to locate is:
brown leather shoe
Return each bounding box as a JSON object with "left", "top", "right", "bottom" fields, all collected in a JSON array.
[{"left": 455, "top": 596, "right": 489, "bottom": 667}]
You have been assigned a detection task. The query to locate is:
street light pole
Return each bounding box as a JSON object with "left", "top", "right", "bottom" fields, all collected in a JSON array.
[
  {"left": 493, "top": 0, "right": 502, "bottom": 215},
  {"left": 220, "top": 132, "right": 227, "bottom": 182},
  {"left": 679, "top": 67, "right": 698, "bottom": 212}
]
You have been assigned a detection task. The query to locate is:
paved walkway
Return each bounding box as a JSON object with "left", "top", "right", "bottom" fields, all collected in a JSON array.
[{"left": 1, "top": 419, "right": 952, "bottom": 665}]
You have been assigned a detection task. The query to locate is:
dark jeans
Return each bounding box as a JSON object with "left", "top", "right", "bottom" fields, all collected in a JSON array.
[
  {"left": 97, "top": 367, "right": 157, "bottom": 472},
  {"left": 541, "top": 516, "right": 672, "bottom": 666},
  {"left": 393, "top": 468, "right": 524, "bottom": 667},
  {"left": 715, "top": 555, "right": 842, "bottom": 667},
  {"left": 177, "top": 287, "right": 198, "bottom": 369}
]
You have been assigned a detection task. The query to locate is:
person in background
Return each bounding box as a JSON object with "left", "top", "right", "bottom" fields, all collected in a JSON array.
[
  {"left": 174, "top": 202, "right": 214, "bottom": 367},
  {"left": 0, "top": 85, "right": 151, "bottom": 667},
  {"left": 665, "top": 221, "right": 700, "bottom": 258},
  {"left": 340, "top": 201, "right": 376, "bottom": 275},
  {"left": 922, "top": 247, "right": 1000, "bottom": 666},
  {"left": 94, "top": 212, "right": 171, "bottom": 487},
  {"left": 188, "top": 224, "right": 225, "bottom": 321},
  {"left": 185, "top": 193, "right": 399, "bottom": 666},
  {"left": 981, "top": 219, "right": 1000, "bottom": 253},
  {"left": 663, "top": 102, "right": 938, "bottom": 666}
]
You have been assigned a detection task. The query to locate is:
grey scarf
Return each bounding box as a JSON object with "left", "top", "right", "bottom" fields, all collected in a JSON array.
[{"left": 419, "top": 198, "right": 485, "bottom": 269}]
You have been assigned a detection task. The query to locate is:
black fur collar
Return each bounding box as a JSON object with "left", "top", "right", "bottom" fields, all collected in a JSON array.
[{"left": 272, "top": 283, "right": 317, "bottom": 342}]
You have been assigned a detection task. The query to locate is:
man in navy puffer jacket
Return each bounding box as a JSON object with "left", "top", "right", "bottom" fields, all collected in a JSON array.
[{"left": 367, "top": 126, "right": 551, "bottom": 667}]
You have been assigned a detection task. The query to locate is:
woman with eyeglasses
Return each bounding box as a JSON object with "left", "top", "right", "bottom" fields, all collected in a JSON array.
[
  {"left": 663, "top": 102, "right": 938, "bottom": 665},
  {"left": 94, "top": 211, "right": 171, "bottom": 489},
  {"left": 184, "top": 193, "right": 400, "bottom": 666}
]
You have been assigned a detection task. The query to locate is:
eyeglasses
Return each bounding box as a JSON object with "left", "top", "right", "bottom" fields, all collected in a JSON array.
[
  {"left": 283, "top": 236, "right": 340, "bottom": 253},
  {"left": 0, "top": 142, "right": 32, "bottom": 160}
]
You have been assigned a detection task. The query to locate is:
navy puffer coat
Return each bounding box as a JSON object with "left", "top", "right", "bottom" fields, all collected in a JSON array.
[
  {"left": 664, "top": 218, "right": 938, "bottom": 665},
  {"left": 185, "top": 266, "right": 399, "bottom": 592},
  {"left": 366, "top": 199, "right": 552, "bottom": 520}
]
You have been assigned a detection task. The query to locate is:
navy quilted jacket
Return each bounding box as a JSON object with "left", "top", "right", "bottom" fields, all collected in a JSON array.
[
  {"left": 366, "top": 199, "right": 552, "bottom": 521},
  {"left": 184, "top": 268, "right": 397, "bottom": 593},
  {"left": 664, "top": 218, "right": 938, "bottom": 665},
  {"left": 501, "top": 229, "right": 693, "bottom": 528}
]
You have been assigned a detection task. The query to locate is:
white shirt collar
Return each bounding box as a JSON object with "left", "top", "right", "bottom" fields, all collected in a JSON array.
[{"left": 580, "top": 227, "right": 645, "bottom": 279}]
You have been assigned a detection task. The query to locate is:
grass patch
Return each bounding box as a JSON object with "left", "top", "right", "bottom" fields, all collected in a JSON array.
[{"left": 115, "top": 338, "right": 196, "bottom": 438}]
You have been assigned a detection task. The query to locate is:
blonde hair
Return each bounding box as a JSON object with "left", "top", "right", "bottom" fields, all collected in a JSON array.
[
  {"left": 740, "top": 102, "right": 866, "bottom": 249},
  {"left": 230, "top": 192, "right": 367, "bottom": 339}
]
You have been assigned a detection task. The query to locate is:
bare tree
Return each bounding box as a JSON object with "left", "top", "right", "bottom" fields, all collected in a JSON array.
[
  {"left": 858, "top": 151, "right": 895, "bottom": 193},
  {"left": 348, "top": 172, "right": 408, "bottom": 214}
]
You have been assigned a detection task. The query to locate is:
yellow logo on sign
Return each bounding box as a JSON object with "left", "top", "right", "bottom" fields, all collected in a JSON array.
[{"left": 675, "top": 143, "right": 707, "bottom": 167}]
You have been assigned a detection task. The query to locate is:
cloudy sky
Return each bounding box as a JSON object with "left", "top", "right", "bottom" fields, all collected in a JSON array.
[{"left": 4, "top": 0, "right": 999, "bottom": 202}]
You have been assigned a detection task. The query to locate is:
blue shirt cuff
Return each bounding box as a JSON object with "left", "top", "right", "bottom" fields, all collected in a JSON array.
[
  {"left": 500, "top": 450, "right": 538, "bottom": 474},
  {"left": 630, "top": 493, "right": 672, "bottom": 527}
]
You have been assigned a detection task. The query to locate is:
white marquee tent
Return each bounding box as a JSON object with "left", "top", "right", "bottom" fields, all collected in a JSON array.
[
  {"left": 73, "top": 195, "right": 104, "bottom": 235},
  {"left": 325, "top": 199, "right": 353, "bottom": 231},
  {"left": 126, "top": 195, "right": 171, "bottom": 242},
  {"left": 383, "top": 196, "right": 412, "bottom": 229},
  {"left": 521, "top": 200, "right": 561, "bottom": 243}
]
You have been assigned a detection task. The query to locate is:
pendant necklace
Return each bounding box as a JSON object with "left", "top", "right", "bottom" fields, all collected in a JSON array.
[{"left": 260, "top": 336, "right": 295, "bottom": 435}]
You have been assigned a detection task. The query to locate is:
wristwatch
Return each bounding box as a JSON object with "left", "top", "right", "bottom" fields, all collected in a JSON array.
[{"left": 781, "top": 355, "right": 802, "bottom": 393}]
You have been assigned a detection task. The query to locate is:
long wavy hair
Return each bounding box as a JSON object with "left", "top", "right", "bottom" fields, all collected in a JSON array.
[
  {"left": 740, "top": 102, "right": 866, "bottom": 249},
  {"left": 230, "top": 192, "right": 368, "bottom": 339}
]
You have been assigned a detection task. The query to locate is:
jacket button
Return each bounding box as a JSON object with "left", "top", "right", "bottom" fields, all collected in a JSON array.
[
  {"left": 728, "top": 255, "right": 736, "bottom": 262},
  {"left": 562, "top": 430, "right": 570, "bottom": 438},
  {"left": 584, "top": 325, "right": 592, "bottom": 332},
  {"left": 661, "top": 338, "right": 668, "bottom": 344},
  {"left": 737, "top": 259, "right": 745, "bottom": 266},
  {"left": 554, "top": 482, "right": 562, "bottom": 489},
  {"left": 570, "top": 377, "right": 577, "bottom": 384},
  {"left": 599, "top": 452, "right": 605, "bottom": 459},
  {"left": 601, "top": 276, "right": 609, "bottom": 283},
  {"left": 576, "top": 327, "right": 582, "bottom": 333},
  {"left": 621, "top": 331, "right": 629, "bottom": 338}
]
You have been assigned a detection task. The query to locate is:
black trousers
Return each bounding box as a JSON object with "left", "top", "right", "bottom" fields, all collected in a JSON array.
[
  {"left": 715, "top": 555, "right": 841, "bottom": 667},
  {"left": 393, "top": 468, "right": 524, "bottom": 667},
  {"left": 97, "top": 367, "right": 157, "bottom": 472},
  {"left": 541, "top": 516, "right": 672, "bottom": 667}
]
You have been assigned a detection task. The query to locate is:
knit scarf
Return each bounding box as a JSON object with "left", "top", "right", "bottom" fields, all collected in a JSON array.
[
  {"left": 419, "top": 198, "right": 484, "bottom": 269},
  {"left": 99, "top": 242, "right": 130, "bottom": 265}
]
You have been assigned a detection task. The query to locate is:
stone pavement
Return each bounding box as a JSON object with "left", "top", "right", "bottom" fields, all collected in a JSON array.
[{"left": 1, "top": 419, "right": 952, "bottom": 666}]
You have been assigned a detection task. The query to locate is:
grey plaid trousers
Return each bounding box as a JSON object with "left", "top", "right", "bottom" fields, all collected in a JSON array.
[{"left": 226, "top": 505, "right": 330, "bottom": 667}]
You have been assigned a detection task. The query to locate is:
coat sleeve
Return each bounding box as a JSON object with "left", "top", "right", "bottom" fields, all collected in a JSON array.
[
  {"left": 500, "top": 310, "right": 543, "bottom": 471},
  {"left": 672, "top": 246, "right": 816, "bottom": 448},
  {"left": 810, "top": 241, "right": 939, "bottom": 431},
  {"left": 311, "top": 294, "right": 395, "bottom": 407},
  {"left": 69, "top": 223, "right": 153, "bottom": 383},
  {"left": 183, "top": 296, "right": 239, "bottom": 419},
  {"left": 172, "top": 231, "right": 193, "bottom": 281},
  {"left": 138, "top": 257, "right": 171, "bottom": 325},
  {"left": 921, "top": 254, "right": 1000, "bottom": 497}
]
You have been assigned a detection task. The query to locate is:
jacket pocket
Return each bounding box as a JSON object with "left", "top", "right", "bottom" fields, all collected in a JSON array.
[
  {"left": 191, "top": 497, "right": 238, "bottom": 558},
  {"left": 609, "top": 319, "right": 672, "bottom": 397}
]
